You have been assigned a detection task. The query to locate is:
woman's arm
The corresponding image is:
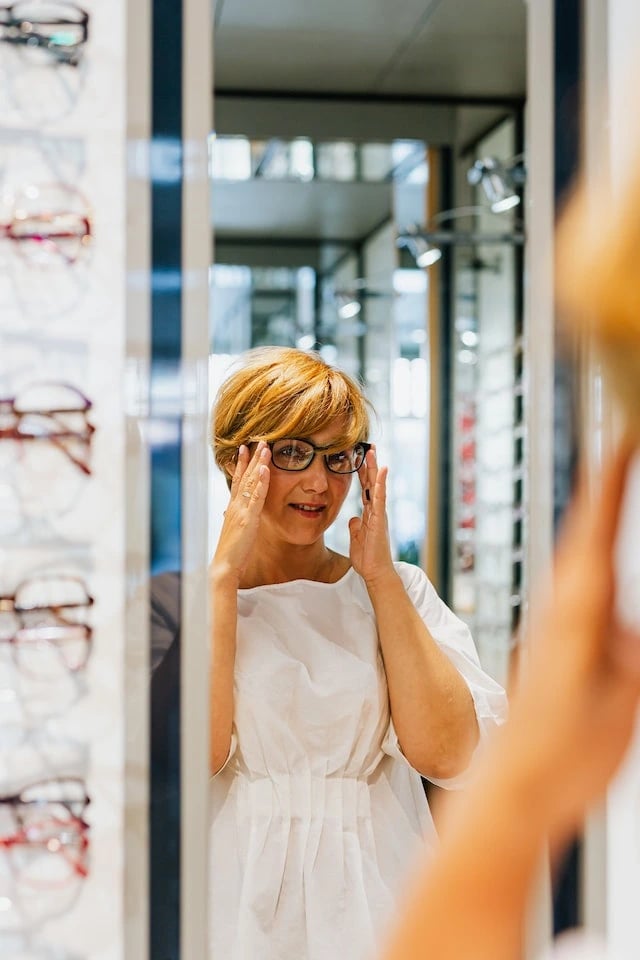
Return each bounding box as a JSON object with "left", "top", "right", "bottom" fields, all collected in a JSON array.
[
  {"left": 380, "top": 737, "right": 548, "bottom": 960},
  {"left": 350, "top": 450, "right": 480, "bottom": 779},
  {"left": 209, "top": 569, "right": 239, "bottom": 774},
  {"left": 209, "top": 443, "right": 271, "bottom": 774},
  {"left": 367, "top": 567, "right": 479, "bottom": 779},
  {"left": 380, "top": 440, "right": 640, "bottom": 960}
]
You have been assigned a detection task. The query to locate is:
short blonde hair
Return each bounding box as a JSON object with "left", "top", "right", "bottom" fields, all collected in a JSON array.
[{"left": 211, "top": 346, "right": 372, "bottom": 476}]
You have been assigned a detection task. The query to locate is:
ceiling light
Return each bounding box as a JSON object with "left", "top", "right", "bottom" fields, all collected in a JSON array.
[
  {"left": 337, "top": 297, "right": 362, "bottom": 320},
  {"left": 467, "top": 155, "right": 525, "bottom": 213},
  {"left": 416, "top": 243, "right": 442, "bottom": 268},
  {"left": 397, "top": 227, "right": 443, "bottom": 269},
  {"left": 396, "top": 204, "right": 525, "bottom": 262},
  {"left": 491, "top": 194, "right": 521, "bottom": 213}
]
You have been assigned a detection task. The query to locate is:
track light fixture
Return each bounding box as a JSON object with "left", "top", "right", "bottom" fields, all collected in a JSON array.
[
  {"left": 332, "top": 283, "right": 396, "bottom": 320},
  {"left": 336, "top": 294, "right": 362, "bottom": 319},
  {"left": 397, "top": 204, "right": 525, "bottom": 269},
  {"left": 397, "top": 224, "right": 444, "bottom": 269},
  {"left": 467, "top": 155, "right": 526, "bottom": 213},
  {"left": 415, "top": 244, "right": 443, "bottom": 268}
]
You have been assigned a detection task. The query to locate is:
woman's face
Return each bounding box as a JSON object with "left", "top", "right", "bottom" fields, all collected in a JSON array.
[{"left": 258, "top": 420, "right": 355, "bottom": 547}]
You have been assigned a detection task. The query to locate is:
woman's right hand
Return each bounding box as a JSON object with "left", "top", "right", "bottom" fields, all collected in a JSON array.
[{"left": 210, "top": 442, "right": 271, "bottom": 585}]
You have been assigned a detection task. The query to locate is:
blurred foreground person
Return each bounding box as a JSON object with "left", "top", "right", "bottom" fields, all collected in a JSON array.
[
  {"left": 380, "top": 162, "right": 640, "bottom": 960},
  {"left": 379, "top": 438, "right": 640, "bottom": 960}
]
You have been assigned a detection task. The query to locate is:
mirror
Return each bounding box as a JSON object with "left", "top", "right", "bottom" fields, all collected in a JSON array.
[
  {"left": 205, "top": 122, "right": 522, "bottom": 959},
  {"left": 150, "top": 1, "right": 528, "bottom": 957}
]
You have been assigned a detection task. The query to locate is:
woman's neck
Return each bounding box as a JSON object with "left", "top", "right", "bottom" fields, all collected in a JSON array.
[{"left": 241, "top": 544, "right": 349, "bottom": 588}]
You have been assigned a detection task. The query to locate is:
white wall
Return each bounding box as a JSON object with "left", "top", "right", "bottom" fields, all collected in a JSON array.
[
  {"left": 604, "top": 6, "right": 640, "bottom": 954},
  {"left": 0, "top": 3, "right": 133, "bottom": 957}
]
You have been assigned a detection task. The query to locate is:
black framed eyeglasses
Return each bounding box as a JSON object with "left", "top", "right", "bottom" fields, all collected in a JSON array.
[
  {"left": 0, "top": 2, "right": 90, "bottom": 66},
  {"left": 268, "top": 438, "right": 371, "bottom": 475},
  {"left": 0, "top": 776, "right": 90, "bottom": 828}
]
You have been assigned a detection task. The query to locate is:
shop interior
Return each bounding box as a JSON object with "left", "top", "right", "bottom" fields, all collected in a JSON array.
[{"left": 4, "top": 2, "right": 640, "bottom": 960}]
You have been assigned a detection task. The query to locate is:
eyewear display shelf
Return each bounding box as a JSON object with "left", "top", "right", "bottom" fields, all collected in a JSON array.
[{"left": 0, "top": 3, "right": 147, "bottom": 959}]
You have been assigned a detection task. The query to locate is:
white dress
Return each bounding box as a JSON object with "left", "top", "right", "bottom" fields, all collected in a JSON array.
[{"left": 209, "top": 561, "right": 508, "bottom": 960}]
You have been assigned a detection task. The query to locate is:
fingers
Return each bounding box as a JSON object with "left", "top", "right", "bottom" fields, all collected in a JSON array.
[
  {"left": 556, "top": 438, "right": 634, "bottom": 566},
  {"left": 591, "top": 437, "right": 635, "bottom": 553},
  {"left": 359, "top": 446, "right": 386, "bottom": 508},
  {"left": 229, "top": 442, "right": 271, "bottom": 508},
  {"left": 229, "top": 444, "right": 250, "bottom": 490},
  {"left": 548, "top": 440, "right": 636, "bottom": 672}
]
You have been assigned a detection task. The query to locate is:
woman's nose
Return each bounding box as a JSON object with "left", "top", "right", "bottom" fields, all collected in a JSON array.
[{"left": 301, "top": 456, "right": 329, "bottom": 490}]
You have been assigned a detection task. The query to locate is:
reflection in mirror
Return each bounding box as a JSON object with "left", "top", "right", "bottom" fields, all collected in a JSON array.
[
  {"left": 448, "top": 114, "right": 526, "bottom": 692},
  {"left": 207, "top": 128, "right": 517, "bottom": 957},
  {"left": 209, "top": 137, "right": 433, "bottom": 561}
]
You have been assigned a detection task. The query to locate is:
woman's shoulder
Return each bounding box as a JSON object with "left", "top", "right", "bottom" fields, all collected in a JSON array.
[{"left": 393, "top": 560, "right": 433, "bottom": 592}]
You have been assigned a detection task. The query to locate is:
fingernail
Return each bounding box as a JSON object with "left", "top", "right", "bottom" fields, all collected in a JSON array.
[
  {"left": 238, "top": 444, "right": 246, "bottom": 456},
  {"left": 365, "top": 489, "right": 371, "bottom": 502},
  {"left": 260, "top": 447, "right": 270, "bottom": 460}
]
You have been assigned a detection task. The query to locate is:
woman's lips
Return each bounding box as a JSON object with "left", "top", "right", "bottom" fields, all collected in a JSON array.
[{"left": 289, "top": 503, "right": 326, "bottom": 516}]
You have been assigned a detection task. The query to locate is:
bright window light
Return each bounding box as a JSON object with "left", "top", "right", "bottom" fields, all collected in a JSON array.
[{"left": 210, "top": 137, "right": 252, "bottom": 180}]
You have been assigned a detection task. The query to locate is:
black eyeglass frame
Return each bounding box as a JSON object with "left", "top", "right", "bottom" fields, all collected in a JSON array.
[
  {"left": 267, "top": 438, "right": 372, "bottom": 475},
  {"left": 0, "top": 2, "right": 90, "bottom": 66},
  {"left": 0, "top": 776, "right": 90, "bottom": 828}
]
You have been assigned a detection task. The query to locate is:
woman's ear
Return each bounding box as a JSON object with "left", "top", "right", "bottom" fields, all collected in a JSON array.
[{"left": 222, "top": 460, "right": 235, "bottom": 490}]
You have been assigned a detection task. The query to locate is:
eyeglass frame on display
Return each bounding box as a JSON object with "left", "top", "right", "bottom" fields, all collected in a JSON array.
[
  {"left": 0, "top": 576, "right": 93, "bottom": 676},
  {"left": 0, "top": 776, "right": 90, "bottom": 827},
  {"left": 0, "top": 2, "right": 89, "bottom": 67},
  {"left": 0, "top": 196, "right": 92, "bottom": 266},
  {"left": 0, "top": 815, "right": 89, "bottom": 882},
  {"left": 0, "top": 383, "right": 95, "bottom": 475}
]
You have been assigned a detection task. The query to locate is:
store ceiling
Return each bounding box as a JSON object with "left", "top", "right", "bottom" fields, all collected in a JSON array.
[
  {"left": 212, "top": 0, "right": 527, "bottom": 257},
  {"left": 213, "top": 0, "right": 526, "bottom": 99},
  {"left": 213, "top": 179, "right": 393, "bottom": 242}
]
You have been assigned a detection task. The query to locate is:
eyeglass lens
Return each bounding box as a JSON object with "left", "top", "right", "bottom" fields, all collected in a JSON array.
[{"left": 270, "top": 439, "right": 369, "bottom": 474}]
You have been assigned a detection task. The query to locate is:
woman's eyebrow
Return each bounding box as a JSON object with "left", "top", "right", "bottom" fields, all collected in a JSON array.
[{"left": 306, "top": 438, "right": 345, "bottom": 450}]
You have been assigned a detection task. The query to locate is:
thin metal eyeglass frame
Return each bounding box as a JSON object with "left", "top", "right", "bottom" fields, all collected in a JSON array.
[
  {"left": 0, "top": 587, "right": 94, "bottom": 674},
  {"left": 0, "top": 818, "right": 89, "bottom": 880},
  {"left": 1, "top": 210, "right": 92, "bottom": 265},
  {"left": 0, "top": 383, "right": 95, "bottom": 475}
]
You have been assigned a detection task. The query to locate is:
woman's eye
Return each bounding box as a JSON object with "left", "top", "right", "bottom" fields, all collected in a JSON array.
[
  {"left": 327, "top": 451, "right": 349, "bottom": 466},
  {"left": 279, "top": 445, "right": 307, "bottom": 461}
]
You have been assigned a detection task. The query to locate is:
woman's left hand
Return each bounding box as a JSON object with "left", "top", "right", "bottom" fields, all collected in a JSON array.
[{"left": 349, "top": 448, "right": 395, "bottom": 586}]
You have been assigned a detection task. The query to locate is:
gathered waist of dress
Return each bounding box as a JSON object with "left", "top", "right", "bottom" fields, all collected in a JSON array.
[{"left": 231, "top": 773, "right": 374, "bottom": 822}]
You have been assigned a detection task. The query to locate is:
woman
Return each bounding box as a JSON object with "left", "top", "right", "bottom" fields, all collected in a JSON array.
[{"left": 208, "top": 346, "right": 507, "bottom": 960}]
